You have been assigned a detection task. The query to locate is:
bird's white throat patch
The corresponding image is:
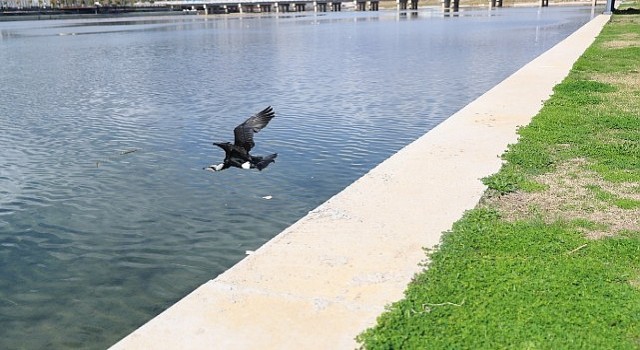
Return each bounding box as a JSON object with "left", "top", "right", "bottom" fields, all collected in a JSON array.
[{"left": 241, "top": 161, "right": 251, "bottom": 170}]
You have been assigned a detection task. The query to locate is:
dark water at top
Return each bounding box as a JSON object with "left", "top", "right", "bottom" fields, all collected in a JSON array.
[{"left": 0, "top": 6, "right": 601, "bottom": 348}]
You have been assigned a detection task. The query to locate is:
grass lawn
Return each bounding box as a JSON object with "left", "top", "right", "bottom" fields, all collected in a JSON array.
[{"left": 357, "top": 5, "right": 640, "bottom": 349}]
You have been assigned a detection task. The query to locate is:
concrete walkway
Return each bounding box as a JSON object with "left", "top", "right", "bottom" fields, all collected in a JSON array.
[{"left": 111, "top": 14, "right": 610, "bottom": 350}]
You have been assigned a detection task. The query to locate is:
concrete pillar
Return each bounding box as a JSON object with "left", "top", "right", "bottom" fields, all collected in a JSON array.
[
  {"left": 314, "top": 1, "right": 327, "bottom": 11},
  {"left": 604, "top": 0, "right": 615, "bottom": 13}
]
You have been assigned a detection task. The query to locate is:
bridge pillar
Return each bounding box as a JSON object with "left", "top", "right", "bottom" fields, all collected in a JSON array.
[
  {"left": 276, "top": 2, "right": 291, "bottom": 11},
  {"left": 540, "top": 0, "right": 548, "bottom": 5},
  {"left": 369, "top": 0, "right": 378, "bottom": 10},
  {"left": 397, "top": 0, "right": 407, "bottom": 10},
  {"left": 331, "top": 1, "right": 341, "bottom": 10},
  {"left": 442, "top": 0, "right": 450, "bottom": 12},
  {"left": 409, "top": 0, "right": 417, "bottom": 9},
  {"left": 604, "top": 0, "right": 615, "bottom": 13},
  {"left": 314, "top": 1, "right": 328, "bottom": 11}
]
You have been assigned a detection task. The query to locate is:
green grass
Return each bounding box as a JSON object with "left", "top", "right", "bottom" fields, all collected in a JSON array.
[
  {"left": 480, "top": 14, "right": 640, "bottom": 191},
  {"left": 358, "top": 210, "right": 640, "bottom": 349},
  {"left": 358, "top": 10, "right": 640, "bottom": 349},
  {"left": 585, "top": 185, "right": 640, "bottom": 209}
]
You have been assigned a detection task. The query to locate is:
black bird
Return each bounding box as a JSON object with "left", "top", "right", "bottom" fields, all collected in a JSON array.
[{"left": 205, "top": 106, "right": 278, "bottom": 172}]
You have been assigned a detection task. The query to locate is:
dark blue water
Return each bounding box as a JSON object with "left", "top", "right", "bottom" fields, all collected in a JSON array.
[{"left": 0, "top": 6, "right": 601, "bottom": 348}]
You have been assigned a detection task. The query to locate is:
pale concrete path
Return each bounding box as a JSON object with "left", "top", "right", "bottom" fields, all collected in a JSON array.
[{"left": 111, "top": 14, "right": 610, "bottom": 350}]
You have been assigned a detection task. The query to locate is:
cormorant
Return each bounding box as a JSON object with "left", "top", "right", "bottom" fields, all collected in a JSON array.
[{"left": 205, "top": 106, "right": 278, "bottom": 172}]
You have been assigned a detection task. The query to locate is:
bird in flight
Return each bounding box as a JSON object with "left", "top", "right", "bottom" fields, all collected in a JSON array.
[{"left": 205, "top": 106, "right": 278, "bottom": 172}]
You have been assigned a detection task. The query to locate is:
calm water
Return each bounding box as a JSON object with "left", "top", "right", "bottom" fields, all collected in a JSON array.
[{"left": 1, "top": 6, "right": 601, "bottom": 348}]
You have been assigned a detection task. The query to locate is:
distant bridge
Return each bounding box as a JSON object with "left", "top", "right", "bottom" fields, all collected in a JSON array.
[
  {"left": 1, "top": 0, "right": 567, "bottom": 19},
  {"left": 158, "top": 0, "right": 386, "bottom": 13},
  {"left": 155, "top": 0, "right": 547, "bottom": 15}
]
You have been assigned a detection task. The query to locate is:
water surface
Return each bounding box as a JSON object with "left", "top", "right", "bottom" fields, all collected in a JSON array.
[{"left": 0, "top": 6, "right": 601, "bottom": 348}]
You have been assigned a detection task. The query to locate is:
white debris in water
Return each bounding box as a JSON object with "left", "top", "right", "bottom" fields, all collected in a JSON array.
[
  {"left": 262, "top": 195, "right": 273, "bottom": 200},
  {"left": 245, "top": 250, "right": 255, "bottom": 255}
]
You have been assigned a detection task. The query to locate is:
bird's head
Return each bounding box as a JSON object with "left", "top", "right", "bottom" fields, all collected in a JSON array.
[{"left": 204, "top": 163, "right": 225, "bottom": 172}]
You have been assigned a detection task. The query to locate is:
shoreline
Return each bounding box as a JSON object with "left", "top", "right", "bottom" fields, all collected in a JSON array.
[
  {"left": 359, "top": 5, "right": 639, "bottom": 346},
  {"left": 0, "top": 9, "right": 178, "bottom": 22},
  {"left": 110, "top": 12, "right": 611, "bottom": 350}
]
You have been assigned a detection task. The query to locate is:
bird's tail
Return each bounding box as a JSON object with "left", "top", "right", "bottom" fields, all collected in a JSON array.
[{"left": 256, "top": 153, "right": 278, "bottom": 171}]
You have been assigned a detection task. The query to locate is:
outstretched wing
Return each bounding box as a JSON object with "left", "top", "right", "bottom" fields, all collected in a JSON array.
[{"left": 233, "top": 106, "right": 275, "bottom": 152}]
